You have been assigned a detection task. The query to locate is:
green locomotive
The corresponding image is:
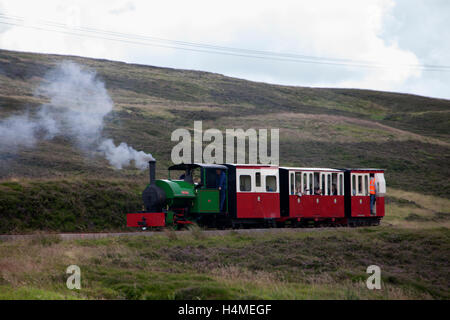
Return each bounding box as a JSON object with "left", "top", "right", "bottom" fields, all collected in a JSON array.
[{"left": 127, "top": 161, "right": 229, "bottom": 229}]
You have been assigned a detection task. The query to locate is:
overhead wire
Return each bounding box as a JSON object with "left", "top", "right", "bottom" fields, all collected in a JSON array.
[{"left": 0, "top": 13, "right": 449, "bottom": 72}]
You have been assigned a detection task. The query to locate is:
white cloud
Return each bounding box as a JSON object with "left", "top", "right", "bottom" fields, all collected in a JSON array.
[{"left": 0, "top": 0, "right": 448, "bottom": 99}]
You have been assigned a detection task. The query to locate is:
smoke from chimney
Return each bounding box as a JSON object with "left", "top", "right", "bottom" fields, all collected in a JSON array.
[{"left": 0, "top": 60, "right": 153, "bottom": 170}]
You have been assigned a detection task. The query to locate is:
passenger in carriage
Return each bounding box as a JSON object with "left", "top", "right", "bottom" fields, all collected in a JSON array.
[
  {"left": 314, "top": 187, "right": 322, "bottom": 195},
  {"left": 332, "top": 184, "right": 337, "bottom": 195}
]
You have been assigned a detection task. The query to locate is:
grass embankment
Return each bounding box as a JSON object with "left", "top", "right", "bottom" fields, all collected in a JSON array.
[
  {"left": 0, "top": 179, "right": 143, "bottom": 234},
  {"left": 0, "top": 188, "right": 448, "bottom": 300},
  {"left": 0, "top": 226, "right": 448, "bottom": 300}
]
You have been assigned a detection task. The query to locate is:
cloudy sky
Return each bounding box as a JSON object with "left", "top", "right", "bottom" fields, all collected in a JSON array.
[{"left": 0, "top": 0, "right": 449, "bottom": 99}]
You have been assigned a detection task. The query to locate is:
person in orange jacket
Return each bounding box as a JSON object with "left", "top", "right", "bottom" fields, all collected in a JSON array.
[{"left": 369, "top": 173, "right": 377, "bottom": 214}]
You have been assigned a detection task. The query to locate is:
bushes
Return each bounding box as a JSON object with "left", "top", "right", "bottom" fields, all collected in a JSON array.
[{"left": 0, "top": 179, "right": 143, "bottom": 233}]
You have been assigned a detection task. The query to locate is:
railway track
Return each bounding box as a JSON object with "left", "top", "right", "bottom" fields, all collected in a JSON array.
[{"left": 0, "top": 226, "right": 342, "bottom": 242}]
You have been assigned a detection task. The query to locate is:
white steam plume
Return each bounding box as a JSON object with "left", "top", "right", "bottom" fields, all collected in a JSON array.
[
  {"left": 0, "top": 61, "right": 153, "bottom": 169},
  {"left": 0, "top": 113, "right": 38, "bottom": 149},
  {"left": 99, "top": 139, "right": 152, "bottom": 170}
]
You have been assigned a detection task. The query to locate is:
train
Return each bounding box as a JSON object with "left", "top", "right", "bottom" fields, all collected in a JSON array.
[{"left": 127, "top": 160, "right": 386, "bottom": 229}]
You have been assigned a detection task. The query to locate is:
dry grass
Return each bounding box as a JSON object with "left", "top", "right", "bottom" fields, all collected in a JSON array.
[
  {"left": 389, "top": 188, "right": 450, "bottom": 213},
  {"left": 224, "top": 112, "right": 450, "bottom": 146},
  {"left": 0, "top": 221, "right": 448, "bottom": 300},
  {"left": 385, "top": 188, "right": 450, "bottom": 228}
]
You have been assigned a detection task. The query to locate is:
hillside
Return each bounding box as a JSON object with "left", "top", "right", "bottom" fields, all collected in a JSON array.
[{"left": 0, "top": 49, "right": 449, "bottom": 233}]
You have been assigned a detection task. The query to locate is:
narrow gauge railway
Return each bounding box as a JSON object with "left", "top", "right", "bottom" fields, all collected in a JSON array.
[{"left": 127, "top": 161, "right": 386, "bottom": 230}]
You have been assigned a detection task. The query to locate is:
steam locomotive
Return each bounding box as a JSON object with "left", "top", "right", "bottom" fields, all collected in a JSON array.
[{"left": 127, "top": 160, "right": 386, "bottom": 229}]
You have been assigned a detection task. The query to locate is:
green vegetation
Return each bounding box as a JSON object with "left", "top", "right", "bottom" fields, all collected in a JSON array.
[
  {"left": 0, "top": 226, "right": 448, "bottom": 300},
  {"left": 0, "top": 49, "right": 449, "bottom": 200},
  {"left": 0, "top": 49, "right": 448, "bottom": 300},
  {"left": 0, "top": 179, "right": 142, "bottom": 233},
  {"left": 0, "top": 190, "right": 448, "bottom": 300}
]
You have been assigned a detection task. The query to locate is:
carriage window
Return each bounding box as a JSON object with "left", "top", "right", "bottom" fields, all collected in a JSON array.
[
  {"left": 309, "top": 173, "right": 313, "bottom": 195},
  {"left": 255, "top": 172, "right": 261, "bottom": 187},
  {"left": 295, "top": 172, "right": 302, "bottom": 194},
  {"left": 364, "top": 175, "right": 369, "bottom": 196},
  {"left": 239, "top": 175, "right": 252, "bottom": 192},
  {"left": 266, "top": 176, "right": 277, "bottom": 192},
  {"left": 339, "top": 173, "right": 343, "bottom": 195},
  {"left": 321, "top": 174, "right": 326, "bottom": 195},
  {"left": 352, "top": 174, "right": 356, "bottom": 195},
  {"left": 314, "top": 172, "right": 320, "bottom": 194},
  {"left": 303, "top": 173, "right": 308, "bottom": 194},
  {"left": 358, "top": 175, "right": 363, "bottom": 195},
  {"left": 327, "top": 174, "right": 331, "bottom": 195},
  {"left": 332, "top": 173, "right": 337, "bottom": 195},
  {"left": 290, "top": 173, "right": 295, "bottom": 195}
]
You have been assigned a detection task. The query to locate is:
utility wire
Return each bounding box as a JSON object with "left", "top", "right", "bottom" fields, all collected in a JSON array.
[{"left": 0, "top": 13, "right": 449, "bottom": 72}]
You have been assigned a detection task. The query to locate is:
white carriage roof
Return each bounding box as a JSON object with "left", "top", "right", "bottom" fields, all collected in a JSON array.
[
  {"left": 226, "top": 163, "right": 278, "bottom": 167},
  {"left": 344, "top": 168, "right": 385, "bottom": 171},
  {"left": 280, "top": 167, "right": 343, "bottom": 172}
]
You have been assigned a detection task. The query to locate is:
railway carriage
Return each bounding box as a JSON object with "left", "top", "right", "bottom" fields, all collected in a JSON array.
[
  {"left": 344, "top": 169, "right": 386, "bottom": 226},
  {"left": 279, "top": 167, "right": 345, "bottom": 226},
  {"left": 127, "top": 161, "right": 386, "bottom": 229},
  {"left": 226, "top": 164, "right": 280, "bottom": 227}
]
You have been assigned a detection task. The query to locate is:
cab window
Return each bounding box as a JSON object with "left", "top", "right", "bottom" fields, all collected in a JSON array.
[{"left": 204, "top": 168, "right": 218, "bottom": 188}]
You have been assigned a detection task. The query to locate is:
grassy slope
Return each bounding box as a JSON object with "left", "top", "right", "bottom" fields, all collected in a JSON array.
[
  {"left": 0, "top": 188, "right": 448, "bottom": 300},
  {"left": 0, "top": 49, "right": 449, "bottom": 199},
  {"left": 0, "top": 49, "right": 448, "bottom": 299}
]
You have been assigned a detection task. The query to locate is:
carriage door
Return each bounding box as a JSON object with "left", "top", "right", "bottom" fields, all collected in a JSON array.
[
  {"left": 301, "top": 172, "right": 314, "bottom": 218},
  {"left": 351, "top": 173, "right": 371, "bottom": 216},
  {"left": 261, "top": 168, "right": 280, "bottom": 218},
  {"left": 322, "top": 173, "right": 333, "bottom": 217},
  {"left": 254, "top": 169, "right": 264, "bottom": 217},
  {"left": 310, "top": 172, "right": 320, "bottom": 216},
  {"left": 290, "top": 171, "right": 302, "bottom": 217},
  {"left": 318, "top": 172, "right": 326, "bottom": 216},
  {"left": 289, "top": 171, "right": 297, "bottom": 216}
]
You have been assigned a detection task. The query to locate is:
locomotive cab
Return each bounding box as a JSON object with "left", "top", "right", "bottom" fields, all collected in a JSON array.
[{"left": 168, "top": 163, "right": 229, "bottom": 216}]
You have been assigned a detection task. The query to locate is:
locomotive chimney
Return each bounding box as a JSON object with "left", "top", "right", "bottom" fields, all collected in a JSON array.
[{"left": 149, "top": 160, "right": 156, "bottom": 185}]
